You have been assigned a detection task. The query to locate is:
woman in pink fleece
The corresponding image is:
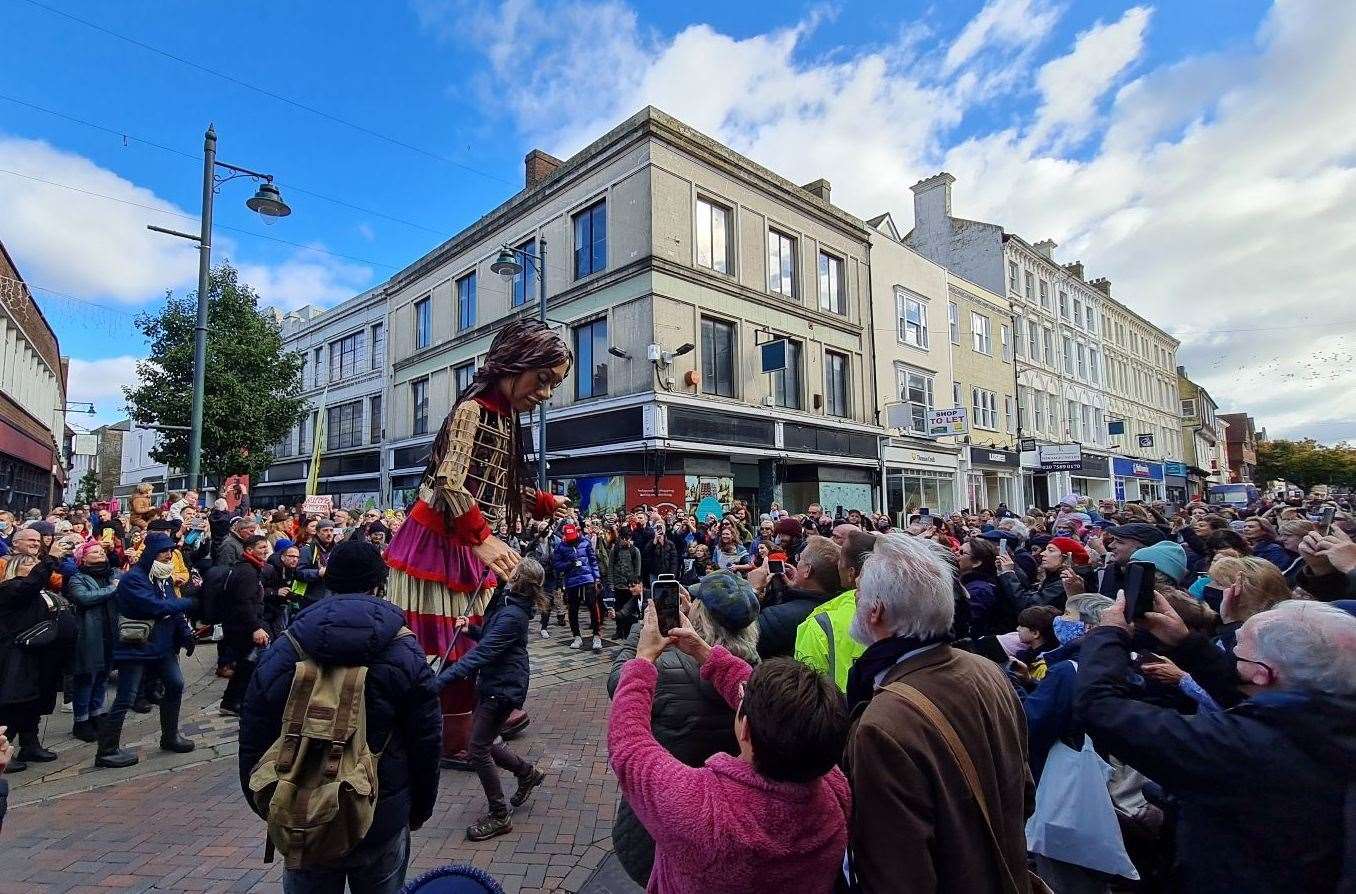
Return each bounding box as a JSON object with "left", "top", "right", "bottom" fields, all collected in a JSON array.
[{"left": 609, "top": 603, "right": 851, "bottom": 894}]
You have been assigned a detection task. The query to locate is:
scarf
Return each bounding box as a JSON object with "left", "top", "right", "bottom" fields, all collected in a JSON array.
[
  {"left": 846, "top": 632, "right": 949, "bottom": 714},
  {"left": 150, "top": 560, "right": 175, "bottom": 580},
  {"left": 1053, "top": 616, "right": 1087, "bottom": 646},
  {"left": 82, "top": 561, "right": 112, "bottom": 584},
  {"left": 243, "top": 551, "right": 267, "bottom": 570}
]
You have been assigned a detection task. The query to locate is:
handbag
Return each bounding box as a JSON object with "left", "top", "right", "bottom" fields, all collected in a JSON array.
[
  {"left": 881, "top": 681, "right": 1055, "bottom": 894},
  {"left": 15, "top": 590, "right": 79, "bottom": 649}
]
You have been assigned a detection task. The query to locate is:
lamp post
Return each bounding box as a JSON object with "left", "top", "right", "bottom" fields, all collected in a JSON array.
[
  {"left": 491, "top": 240, "right": 549, "bottom": 491},
  {"left": 147, "top": 125, "right": 290, "bottom": 494}
]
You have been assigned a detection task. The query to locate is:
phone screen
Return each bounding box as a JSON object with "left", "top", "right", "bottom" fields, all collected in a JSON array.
[
  {"left": 768, "top": 559, "right": 785, "bottom": 575},
  {"left": 1320, "top": 506, "right": 1336, "bottom": 535},
  {"left": 973, "top": 635, "right": 1010, "bottom": 665},
  {"left": 652, "top": 576, "right": 681, "bottom": 636},
  {"left": 998, "top": 539, "right": 1010, "bottom": 557},
  {"left": 1122, "top": 560, "right": 1157, "bottom": 619}
]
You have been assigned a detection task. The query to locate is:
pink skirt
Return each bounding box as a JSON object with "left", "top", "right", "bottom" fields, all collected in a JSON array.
[{"left": 385, "top": 505, "right": 495, "bottom": 657}]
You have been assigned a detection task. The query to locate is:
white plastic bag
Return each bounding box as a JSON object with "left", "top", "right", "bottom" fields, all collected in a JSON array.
[{"left": 1025, "top": 735, "right": 1140, "bottom": 879}]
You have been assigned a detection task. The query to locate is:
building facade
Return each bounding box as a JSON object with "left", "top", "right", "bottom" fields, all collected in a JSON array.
[
  {"left": 0, "top": 242, "right": 68, "bottom": 512},
  {"left": 1218, "top": 412, "right": 1260, "bottom": 484},
  {"left": 254, "top": 288, "right": 389, "bottom": 510},
  {"left": 948, "top": 276, "right": 1020, "bottom": 510},
  {"left": 381, "top": 108, "right": 883, "bottom": 518},
  {"left": 1177, "top": 367, "right": 1226, "bottom": 499},
  {"left": 116, "top": 421, "right": 183, "bottom": 501}
]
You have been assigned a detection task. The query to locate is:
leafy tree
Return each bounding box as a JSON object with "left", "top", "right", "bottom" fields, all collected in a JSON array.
[
  {"left": 1255, "top": 438, "right": 1356, "bottom": 491},
  {"left": 124, "top": 263, "right": 306, "bottom": 484},
  {"left": 74, "top": 469, "right": 101, "bottom": 504}
]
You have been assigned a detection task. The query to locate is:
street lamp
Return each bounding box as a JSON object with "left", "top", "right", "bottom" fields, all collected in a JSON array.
[
  {"left": 492, "top": 241, "right": 549, "bottom": 491},
  {"left": 60, "top": 401, "right": 96, "bottom": 416},
  {"left": 147, "top": 125, "right": 290, "bottom": 494}
]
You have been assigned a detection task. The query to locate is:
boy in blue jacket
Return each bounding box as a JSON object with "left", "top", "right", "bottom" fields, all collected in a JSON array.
[{"left": 552, "top": 523, "right": 602, "bottom": 652}]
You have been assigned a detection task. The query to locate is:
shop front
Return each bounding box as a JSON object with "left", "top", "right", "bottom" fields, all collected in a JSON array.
[
  {"left": 1113, "top": 456, "right": 1165, "bottom": 502},
  {"left": 1070, "top": 453, "right": 1114, "bottom": 503},
  {"left": 964, "top": 446, "right": 1020, "bottom": 511},
  {"left": 1164, "top": 462, "right": 1189, "bottom": 505},
  {"left": 884, "top": 441, "right": 960, "bottom": 523}
]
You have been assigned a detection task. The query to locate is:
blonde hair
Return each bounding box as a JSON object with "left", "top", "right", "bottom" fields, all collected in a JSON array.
[
  {"left": 1278, "top": 519, "right": 1316, "bottom": 540},
  {"left": 688, "top": 600, "right": 760, "bottom": 664},
  {"left": 1209, "top": 556, "right": 1291, "bottom": 622}
]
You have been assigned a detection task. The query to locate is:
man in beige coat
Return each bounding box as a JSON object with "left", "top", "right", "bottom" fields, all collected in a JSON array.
[{"left": 843, "top": 532, "right": 1035, "bottom": 893}]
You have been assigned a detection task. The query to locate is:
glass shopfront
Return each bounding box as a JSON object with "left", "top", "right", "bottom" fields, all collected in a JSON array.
[{"left": 887, "top": 469, "right": 957, "bottom": 522}]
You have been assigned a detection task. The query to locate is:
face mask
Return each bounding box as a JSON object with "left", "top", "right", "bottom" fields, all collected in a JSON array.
[
  {"left": 1052, "top": 616, "right": 1087, "bottom": 646},
  {"left": 151, "top": 560, "right": 175, "bottom": 579},
  {"left": 84, "top": 560, "right": 110, "bottom": 575}
]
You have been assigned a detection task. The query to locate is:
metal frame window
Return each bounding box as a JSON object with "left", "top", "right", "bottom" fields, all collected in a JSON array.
[
  {"left": 818, "top": 251, "right": 846, "bottom": 315},
  {"left": 456, "top": 271, "right": 476, "bottom": 332},
  {"left": 511, "top": 239, "right": 537, "bottom": 307},
  {"left": 767, "top": 229, "right": 797, "bottom": 298},
  {"left": 411, "top": 378, "right": 429, "bottom": 436},
  {"left": 328, "top": 330, "right": 366, "bottom": 383},
  {"left": 1001, "top": 324, "right": 1012, "bottom": 362},
  {"left": 414, "top": 297, "right": 431, "bottom": 350},
  {"left": 574, "top": 318, "right": 608, "bottom": 400},
  {"left": 370, "top": 322, "right": 384, "bottom": 370},
  {"left": 896, "top": 366, "right": 935, "bottom": 435},
  {"left": 825, "top": 350, "right": 849, "bottom": 418},
  {"left": 696, "top": 197, "right": 733, "bottom": 274},
  {"left": 369, "top": 395, "right": 382, "bottom": 444},
  {"left": 948, "top": 301, "right": 960, "bottom": 344},
  {"left": 971, "top": 387, "right": 998, "bottom": 429},
  {"left": 573, "top": 199, "right": 607, "bottom": 279},
  {"left": 771, "top": 339, "right": 803, "bottom": 409},
  {"left": 1028, "top": 320, "right": 1041, "bottom": 362},
  {"left": 454, "top": 362, "right": 475, "bottom": 397},
  {"left": 972, "top": 313, "right": 991, "bottom": 354},
  {"left": 326, "top": 400, "right": 363, "bottom": 451},
  {"left": 897, "top": 289, "right": 928, "bottom": 348},
  {"left": 701, "top": 317, "right": 736, "bottom": 398}
]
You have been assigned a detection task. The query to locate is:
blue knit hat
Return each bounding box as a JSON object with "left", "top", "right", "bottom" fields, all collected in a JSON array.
[
  {"left": 143, "top": 532, "right": 176, "bottom": 557},
  {"left": 274, "top": 538, "right": 294, "bottom": 552},
  {"left": 1131, "top": 540, "right": 1188, "bottom": 585},
  {"left": 691, "top": 571, "right": 759, "bottom": 631}
]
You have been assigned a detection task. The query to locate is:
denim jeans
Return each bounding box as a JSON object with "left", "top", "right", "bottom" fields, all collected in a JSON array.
[
  {"left": 106, "top": 654, "right": 183, "bottom": 731},
  {"left": 469, "top": 697, "right": 532, "bottom": 815},
  {"left": 283, "top": 828, "right": 410, "bottom": 894},
  {"left": 71, "top": 670, "right": 108, "bottom": 720}
]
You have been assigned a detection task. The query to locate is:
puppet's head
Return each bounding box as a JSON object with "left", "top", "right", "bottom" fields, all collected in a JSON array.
[{"left": 462, "top": 318, "right": 572, "bottom": 411}]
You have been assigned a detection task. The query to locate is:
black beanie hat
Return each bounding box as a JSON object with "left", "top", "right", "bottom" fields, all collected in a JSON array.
[{"left": 324, "top": 540, "right": 389, "bottom": 593}]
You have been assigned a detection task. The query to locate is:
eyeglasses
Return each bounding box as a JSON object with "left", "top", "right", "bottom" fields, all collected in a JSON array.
[{"left": 1235, "top": 654, "right": 1274, "bottom": 679}]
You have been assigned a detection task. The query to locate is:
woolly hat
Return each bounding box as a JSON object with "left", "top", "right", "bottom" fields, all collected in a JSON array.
[
  {"left": 1105, "top": 522, "right": 1168, "bottom": 548},
  {"left": 28, "top": 520, "right": 55, "bottom": 537},
  {"left": 774, "top": 517, "right": 803, "bottom": 539},
  {"left": 273, "top": 538, "right": 295, "bottom": 552},
  {"left": 324, "top": 540, "right": 389, "bottom": 593},
  {"left": 691, "top": 571, "right": 760, "bottom": 631},
  {"left": 143, "top": 532, "right": 175, "bottom": 557},
  {"left": 1131, "top": 540, "right": 1189, "bottom": 585},
  {"left": 74, "top": 539, "right": 105, "bottom": 564},
  {"left": 1049, "top": 536, "right": 1090, "bottom": 565}
]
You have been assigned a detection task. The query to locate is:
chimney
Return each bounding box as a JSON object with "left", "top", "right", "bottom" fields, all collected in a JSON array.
[
  {"left": 524, "top": 149, "right": 563, "bottom": 189},
  {"left": 1089, "top": 276, "right": 1111, "bottom": 296},
  {"left": 1033, "top": 239, "right": 1057, "bottom": 260},
  {"left": 910, "top": 172, "right": 955, "bottom": 230},
  {"left": 802, "top": 178, "right": 832, "bottom": 203},
  {"left": 1063, "top": 260, "right": 1085, "bottom": 281}
]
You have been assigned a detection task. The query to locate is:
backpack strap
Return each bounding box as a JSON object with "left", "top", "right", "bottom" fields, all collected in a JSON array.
[
  {"left": 323, "top": 666, "right": 365, "bottom": 779},
  {"left": 814, "top": 612, "right": 835, "bottom": 679},
  {"left": 276, "top": 630, "right": 318, "bottom": 774}
]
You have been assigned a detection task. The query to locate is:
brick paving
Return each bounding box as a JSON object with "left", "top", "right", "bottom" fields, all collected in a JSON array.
[{"left": 0, "top": 630, "right": 643, "bottom": 894}]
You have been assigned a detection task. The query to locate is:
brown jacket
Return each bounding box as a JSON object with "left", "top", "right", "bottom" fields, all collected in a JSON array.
[{"left": 844, "top": 644, "right": 1034, "bottom": 893}]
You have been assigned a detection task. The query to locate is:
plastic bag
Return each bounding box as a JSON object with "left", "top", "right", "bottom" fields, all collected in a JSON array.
[{"left": 1025, "top": 735, "right": 1140, "bottom": 879}]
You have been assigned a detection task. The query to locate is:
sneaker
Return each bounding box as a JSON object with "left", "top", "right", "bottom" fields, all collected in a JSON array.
[
  {"left": 510, "top": 767, "right": 546, "bottom": 810},
  {"left": 466, "top": 812, "right": 513, "bottom": 842},
  {"left": 591, "top": 636, "right": 603, "bottom": 653},
  {"left": 539, "top": 628, "right": 551, "bottom": 639},
  {"left": 569, "top": 636, "right": 582, "bottom": 649}
]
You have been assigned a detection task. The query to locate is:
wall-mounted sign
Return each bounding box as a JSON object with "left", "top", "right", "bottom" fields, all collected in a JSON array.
[
  {"left": 927, "top": 407, "right": 968, "bottom": 438},
  {"left": 759, "top": 339, "right": 788, "bottom": 374},
  {"left": 1137, "top": 433, "right": 1155, "bottom": 448},
  {"left": 1037, "top": 443, "right": 1084, "bottom": 471},
  {"left": 1020, "top": 437, "right": 1037, "bottom": 452}
]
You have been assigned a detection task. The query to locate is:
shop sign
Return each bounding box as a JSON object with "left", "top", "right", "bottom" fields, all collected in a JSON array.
[
  {"left": 970, "top": 447, "right": 1019, "bottom": 468},
  {"left": 1037, "top": 443, "right": 1083, "bottom": 471},
  {"left": 1019, "top": 437, "right": 1037, "bottom": 452},
  {"left": 1165, "top": 461, "right": 1188, "bottom": 477},
  {"left": 927, "top": 407, "right": 968, "bottom": 437},
  {"left": 1113, "top": 457, "right": 1164, "bottom": 480}
]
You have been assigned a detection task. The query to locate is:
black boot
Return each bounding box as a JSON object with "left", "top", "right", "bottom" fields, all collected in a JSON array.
[
  {"left": 18, "top": 727, "right": 57, "bottom": 763},
  {"left": 71, "top": 718, "right": 98, "bottom": 743},
  {"left": 159, "top": 700, "right": 195, "bottom": 754},
  {"left": 94, "top": 716, "right": 138, "bottom": 769}
]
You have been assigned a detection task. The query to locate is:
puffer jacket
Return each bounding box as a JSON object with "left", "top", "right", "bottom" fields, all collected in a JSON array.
[
  {"left": 606, "top": 628, "right": 750, "bottom": 886},
  {"left": 437, "top": 589, "right": 533, "bottom": 708},
  {"left": 239, "top": 592, "right": 442, "bottom": 849},
  {"left": 552, "top": 537, "right": 599, "bottom": 590}
]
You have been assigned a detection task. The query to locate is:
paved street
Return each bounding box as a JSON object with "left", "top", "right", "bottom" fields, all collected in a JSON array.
[{"left": 0, "top": 631, "right": 641, "bottom": 894}]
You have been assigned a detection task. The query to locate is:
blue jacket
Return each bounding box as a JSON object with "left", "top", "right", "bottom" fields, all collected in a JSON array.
[
  {"left": 437, "top": 589, "right": 533, "bottom": 708},
  {"left": 552, "top": 537, "right": 599, "bottom": 590},
  {"left": 1076, "top": 626, "right": 1356, "bottom": 893},
  {"left": 112, "top": 552, "right": 194, "bottom": 663},
  {"left": 1018, "top": 659, "right": 1080, "bottom": 783},
  {"left": 239, "top": 592, "right": 442, "bottom": 847},
  {"left": 1250, "top": 538, "right": 1295, "bottom": 574}
]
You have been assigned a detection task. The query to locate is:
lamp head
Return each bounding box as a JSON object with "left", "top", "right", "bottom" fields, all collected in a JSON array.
[
  {"left": 673, "top": 342, "right": 695, "bottom": 357},
  {"left": 246, "top": 181, "right": 291, "bottom": 219},
  {"left": 491, "top": 247, "right": 523, "bottom": 277}
]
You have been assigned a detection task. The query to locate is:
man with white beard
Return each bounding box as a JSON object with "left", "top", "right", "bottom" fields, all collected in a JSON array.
[{"left": 840, "top": 532, "right": 1034, "bottom": 893}]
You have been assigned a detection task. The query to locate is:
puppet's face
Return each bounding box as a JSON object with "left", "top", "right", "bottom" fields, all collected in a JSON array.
[{"left": 502, "top": 361, "right": 569, "bottom": 411}]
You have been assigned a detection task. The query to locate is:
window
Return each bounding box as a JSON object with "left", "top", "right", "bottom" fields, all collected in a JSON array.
[
  {"left": 1014, "top": 320, "right": 1025, "bottom": 358},
  {"left": 411, "top": 378, "right": 429, "bottom": 436},
  {"left": 1093, "top": 408, "right": 1105, "bottom": 444},
  {"left": 897, "top": 290, "right": 928, "bottom": 348},
  {"left": 1062, "top": 336, "right": 1074, "bottom": 375},
  {"left": 1058, "top": 290, "right": 1070, "bottom": 319},
  {"left": 818, "top": 252, "right": 846, "bottom": 315},
  {"left": 1081, "top": 405, "right": 1092, "bottom": 444},
  {"left": 1005, "top": 396, "right": 1015, "bottom": 433},
  {"left": 369, "top": 395, "right": 382, "bottom": 444},
  {"left": 1076, "top": 343, "right": 1087, "bottom": 379},
  {"left": 771, "top": 339, "right": 802, "bottom": 409},
  {"left": 1072, "top": 299, "right": 1083, "bottom": 328},
  {"left": 328, "top": 329, "right": 366, "bottom": 383},
  {"left": 1001, "top": 324, "right": 1012, "bottom": 362},
  {"left": 824, "top": 351, "right": 849, "bottom": 418},
  {"left": 767, "top": 230, "right": 797, "bottom": 298},
  {"left": 456, "top": 271, "right": 476, "bottom": 332},
  {"left": 573, "top": 199, "right": 607, "bottom": 279},
  {"left": 1067, "top": 400, "right": 1079, "bottom": 440},
  {"left": 298, "top": 413, "right": 310, "bottom": 453},
  {"left": 1042, "top": 328, "right": 1054, "bottom": 366},
  {"left": 1034, "top": 392, "right": 1046, "bottom": 432},
  {"left": 1039, "top": 280, "right": 1050, "bottom": 310},
  {"left": 696, "top": 198, "right": 732, "bottom": 274},
  {"left": 1028, "top": 320, "right": 1041, "bottom": 362},
  {"left": 972, "top": 313, "right": 991, "bottom": 354},
  {"left": 1181, "top": 398, "right": 1198, "bottom": 418},
  {"left": 953, "top": 381, "right": 962, "bottom": 408},
  {"left": 414, "top": 298, "right": 431, "bottom": 350},
  {"left": 326, "top": 401, "right": 363, "bottom": 451},
  {"left": 370, "top": 323, "right": 385, "bottom": 370},
  {"left": 1024, "top": 271, "right": 1034, "bottom": 302},
  {"left": 454, "top": 361, "right": 475, "bottom": 396},
  {"left": 511, "top": 239, "right": 537, "bottom": 307},
  {"left": 972, "top": 387, "right": 998, "bottom": 429},
  {"left": 701, "top": 317, "right": 735, "bottom": 398},
  {"left": 897, "top": 367, "right": 934, "bottom": 434},
  {"left": 1088, "top": 348, "right": 1100, "bottom": 385},
  {"left": 1086, "top": 307, "right": 1096, "bottom": 334},
  {"left": 573, "top": 318, "right": 608, "bottom": 400},
  {"left": 300, "top": 354, "right": 308, "bottom": 388}
]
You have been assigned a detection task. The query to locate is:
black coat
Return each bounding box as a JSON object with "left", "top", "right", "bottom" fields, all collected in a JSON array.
[
  {"left": 239, "top": 592, "right": 442, "bottom": 847},
  {"left": 756, "top": 588, "right": 825, "bottom": 659},
  {"left": 222, "top": 558, "right": 265, "bottom": 644},
  {"left": 437, "top": 590, "right": 533, "bottom": 708},
  {"left": 0, "top": 557, "right": 59, "bottom": 707},
  {"left": 1076, "top": 626, "right": 1356, "bottom": 893},
  {"left": 643, "top": 538, "right": 681, "bottom": 580},
  {"left": 65, "top": 567, "right": 120, "bottom": 676}
]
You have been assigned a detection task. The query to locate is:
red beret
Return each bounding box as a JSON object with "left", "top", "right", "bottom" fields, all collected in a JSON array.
[{"left": 1050, "top": 536, "right": 1089, "bottom": 565}]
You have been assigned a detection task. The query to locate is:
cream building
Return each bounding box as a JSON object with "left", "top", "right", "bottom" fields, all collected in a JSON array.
[{"left": 948, "top": 276, "right": 1020, "bottom": 510}]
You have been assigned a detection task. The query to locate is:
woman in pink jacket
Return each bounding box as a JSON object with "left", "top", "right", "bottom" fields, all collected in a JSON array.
[{"left": 609, "top": 602, "right": 851, "bottom": 894}]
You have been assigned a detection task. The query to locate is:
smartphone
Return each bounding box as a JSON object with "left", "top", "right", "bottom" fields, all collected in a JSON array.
[
  {"left": 919, "top": 507, "right": 931, "bottom": 517},
  {"left": 768, "top": 558, "right": 785, "bottom": 575},
  {"left": 652, "top": 574, "right": 681, "bottom": 636},
  {"left": 1063, "top": 553, "right": 1074, "bottom": 571},
  {"left": 1121, "top": 560, "right": 1158, "bottom": 620},
  {"left": 1320, "top": 506, "right": 1336, "bottom": 535},
  {"left": 998, "top": 539, "right": 1010, "bottom": 557}
]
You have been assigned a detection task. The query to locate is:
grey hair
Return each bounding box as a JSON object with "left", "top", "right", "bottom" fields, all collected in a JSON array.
[
  {"left": 688, "top": 600, "right": 760, "bottom": 665},
  {"left": 1067, "top": 594, "right": 1114, "bottom": 625},
  {"left": 854, "top": 532, "right": 954, "bottom": 640},
  {"left": 998, "top": 518, "right": 1030, "bottom": 540},
  {"left": 510, "top": 557, "right": 546, "bottom": 601},
  {"left": 1245, "top": 600, "right": 1356, "bottom": 696}
]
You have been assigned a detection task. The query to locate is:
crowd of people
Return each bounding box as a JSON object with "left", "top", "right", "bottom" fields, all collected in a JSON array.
[{"left": 1, "top": 486, "right": 1354, "bottom": 893}]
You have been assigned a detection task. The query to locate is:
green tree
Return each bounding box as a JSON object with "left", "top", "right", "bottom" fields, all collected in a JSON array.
[
  {"left": 1255, "top": 438, "right": 1356, "bottom": 491},
  {"left": 124, "top": 263, "right": 306, "bottom": 484},
  {"left": 74, "top": 468, "right": 101, "bottom": 504}
]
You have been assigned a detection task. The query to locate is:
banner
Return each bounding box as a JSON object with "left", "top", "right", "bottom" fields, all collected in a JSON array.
[{"left": 626, "top": 475, "right": 686, "bottom": 514}]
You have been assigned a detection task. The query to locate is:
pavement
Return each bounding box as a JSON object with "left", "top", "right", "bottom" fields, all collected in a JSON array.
[{"left": 0, "top": 624, "right": 644, "bottom": 894}]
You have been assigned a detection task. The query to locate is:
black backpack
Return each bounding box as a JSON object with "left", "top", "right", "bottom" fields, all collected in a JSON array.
[{"left": 198, "top": 565, "right": 235, "bottom": 625}]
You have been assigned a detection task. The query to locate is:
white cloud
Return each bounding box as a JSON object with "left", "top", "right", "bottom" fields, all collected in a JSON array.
[
  {"left": 66, "top": 355, "right": 139, "bottom": 419},
  {"left": 235, "top": 250, "right": 373, "bottom": 312},
  {"left": 429, "top": 0, "right": 1356, "bottom": 443}
]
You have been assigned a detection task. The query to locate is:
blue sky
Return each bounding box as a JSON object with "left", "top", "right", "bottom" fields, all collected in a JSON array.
[{"left": 3, "top": 0, "right": 1352, "bottom": 442}]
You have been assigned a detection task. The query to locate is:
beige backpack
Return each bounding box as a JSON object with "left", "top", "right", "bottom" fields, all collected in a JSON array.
[{"left": 247, "top": 627, "right": 414, "bottom": 868}]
